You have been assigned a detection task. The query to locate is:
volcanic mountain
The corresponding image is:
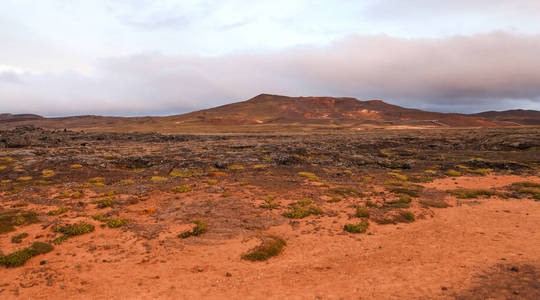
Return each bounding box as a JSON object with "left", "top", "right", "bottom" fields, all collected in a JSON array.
[{"left": 1, "top": 94, "right": 538, "bottom": 133}]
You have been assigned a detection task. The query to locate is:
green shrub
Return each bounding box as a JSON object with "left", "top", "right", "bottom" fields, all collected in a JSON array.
[
  {"left": 355, "top": 206, "right": 369, "bottom": 218},
  {"left": 344, "top": 220, "right": 369, "bottom": 233},
  {"left": 400, "top": 211, "right": 415, "bottom": 222},
  {"left": 178, "top": 220, "right": 208, "bottom": 238},
  {"left": 0, "top": 242, "right": 53, "bottom": 268},
  {"left": 282, "top": 200, "right": 323, "bottom": 219},
  {"left": 241, "top": 236, "right": 286, "bottom": 261}
]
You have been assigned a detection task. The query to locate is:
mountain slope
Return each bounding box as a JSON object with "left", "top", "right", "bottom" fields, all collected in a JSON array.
[
  {"left": 1, "top": 94, "right": 538, "bottom": 133},
  {"left": 470, "top": 110, "right": 540, "bottom": 125}
]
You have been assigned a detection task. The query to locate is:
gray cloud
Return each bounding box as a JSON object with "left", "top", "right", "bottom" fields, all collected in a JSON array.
[{"left": 1, "top": 32, "right": 540, "bottom": 116}]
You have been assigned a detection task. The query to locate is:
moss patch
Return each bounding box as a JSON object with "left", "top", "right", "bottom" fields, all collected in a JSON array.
[
  {"left": 241, "top": 236, "right": 286, "bottom": 261},
  {"left": 53, "top": 223, "right": 94, "bottom": 244}
]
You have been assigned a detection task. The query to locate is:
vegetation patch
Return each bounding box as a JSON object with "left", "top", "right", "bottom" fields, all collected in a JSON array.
[
  {"left": 297, "top": 172, "right": 320, "bottom": 182},
  {"left": 178, "top": 220, "right": 208, "bottom": 238},
  {"left": 0, "top": 210, "right": 40, "bottom": 234},
  {"left": 446, "top": 189, "right": 502, "bottom": 199},
  {"left": 41, "top": 169, "right": 55, "bottom": 178},
  {"left": 327, "top": 197, "right": 342, "bottom": 203},
  {"left": 17, "top": 176, "right": 32, "bottom": 182},
  {"left": 47, "top": 206, "right": 69, "bottom": 216},
  {"left": 70, "top": 164, "right": 83, "bottom": 169},
  {"left": 388, "top": 187, "right": 421, "bottom": 198},
  {"left": 399, "top": 211, "right": 415, "bottom": 222},
  {"left": 388, "top": 172, "right": 408, "bottom": 181},
  {"left": 344, "top": 220, "right": 369, "bottom": 233},
  {"left": 241, "top": 236, "right": 286, "bottom": 261},
  {"left": 282, "top": 199, "right": 322, "bottom": 219},
  {"left": 150, "top": 176, "right": 168, "bottom": 183},
  {"left": 170, "top": 169, "right": 203, "bottom": 177},
  {"left": 53, "top": 223, "right": 95, "bottom": 244},
  {"left": 384, "top": 195, "right": 412, "bottom": 208},
  {"left": 0, "top": 242, "right": 53, "bottom": 268},
  {"left": 329, "top": 187, "right": 365, "bottom": 197},
  {"left": 420, "top": 199, "right": 450, "bottom": 208},
  {"left": 260, "top": 195, "right": 279, "bottom": 209},
  {"left": 204, "top": 179, "right": 217, "bottom": 185},
  {"left": 227, "top": 164, "right": 244, "bottom": 170},
  {"left": 11, "top": 232, "right": 29, "bottom": 243},
  {"left": 445, "top": 170, "right": 462, "bottom": 177},
  {"left": 355, "top": 206, "right": 370, "bottom": 218},
  {"left": 172, "top": 185, "right": 191, "bottom": 193}
]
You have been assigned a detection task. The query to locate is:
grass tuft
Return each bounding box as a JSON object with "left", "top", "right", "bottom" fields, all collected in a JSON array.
[
  {"left": 297, "top": 172, "right": 320, "bottom": 182},
  {"left": 47, "top": 206, "right": 69, "bottom": 216},
  {"left": 355, "top": 206, "right": 370, "bottom": 218},
  {"left": 445, "top": 170, "right": 462, "bottom": 177},
  {"left": 53, "top": 223, "right": 94, "bottom": 244},
  {"left": 241, "top": 236, "right": 286, "bottom": 261}
]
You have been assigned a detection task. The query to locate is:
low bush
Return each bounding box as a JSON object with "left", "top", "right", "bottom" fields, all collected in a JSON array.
[{"left": 241, "top": 236, "right": 286, "bottom": 261}]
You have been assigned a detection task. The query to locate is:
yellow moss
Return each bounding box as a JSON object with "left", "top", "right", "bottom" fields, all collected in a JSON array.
[
  {"left": 445, "top": 170, "right": 462, "bottom": 177},
  {"left": 252, "top": 164, "right": 269, "bottom": 169},
  {"left": 424, "top": 170, "right": 437, "bottom": 174},
  {"left": 457, "top": 164, "right": 470, "bottom": 170},
  {"left": 388, "top": 172, "right": 408, "bottom": 181},
  {"left": 0, "top": 165, "right": 7, "bottom": 170},
  {"left": 117, "top": 179, "right": 135, "bottom": 184},
  {"left": 70, "top": 164, "right": 83, "bottom": 169},
  {"left": 41, "top": 169, "right": 55, "bottom": 178},
  {"left": 227, "top": 164, "right": 244, "bottom": 170},
  {"left": 297, "top": 172, "right": 320, "bottom": 182},
  {"left": 131, "top": 168, "right": 145, "bottom": 173},
  {"left": 204, "top": 179, "right": 217, "bottom": 185},
  {"left": 344, "top": 170, "right": 352, "bottom": 174},
  {"left": 88, "top": 177, "right": 105, "bottom": 183},
  {"left": 172, "top": 185, "right": 191, "bottom": 193},
  {"left": 150, "top": 176, "right": 168, "bottom": 182},
  {"left": 2, "top": 179, "right": 12, "bottom": 184},
  {"left": 17, "top": 177, "right": 32, "bottom": 182}
]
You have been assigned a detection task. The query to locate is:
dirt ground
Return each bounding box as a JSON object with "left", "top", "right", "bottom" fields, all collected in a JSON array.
[{"left": 0, "top": 126, "right": 539, "bottom": 299}]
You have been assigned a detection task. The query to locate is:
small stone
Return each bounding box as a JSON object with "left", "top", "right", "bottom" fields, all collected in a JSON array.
[
  {"left": 225, "top": 272, "right": 232, "bottom": 277},
  {"left": 441, "top": 286, "right": 448, "bottom": 291},
  {"left": 39, "top": 260, "right": 47, "bottom": 265}
]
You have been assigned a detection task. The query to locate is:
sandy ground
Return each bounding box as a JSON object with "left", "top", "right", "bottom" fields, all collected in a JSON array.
[{"left": 1, "top": 174, "right": 539, "bottom": 299}]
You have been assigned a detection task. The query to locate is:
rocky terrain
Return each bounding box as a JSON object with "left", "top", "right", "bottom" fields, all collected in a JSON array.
[{"left": 0, "top": 126, "right": 539, "bottom": 299}]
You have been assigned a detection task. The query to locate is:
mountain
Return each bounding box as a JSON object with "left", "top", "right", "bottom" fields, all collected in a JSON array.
[
  {"left": 0, "top": 94, "right": 538, "bottom": 133},
  {"left": 469, "top": 109, "right": 540, "bottom": 125},
  {"left": 166, "top": 94, "right": 496, "bottom": 127}
]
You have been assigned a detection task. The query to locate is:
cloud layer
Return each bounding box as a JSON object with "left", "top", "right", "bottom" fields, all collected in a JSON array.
[{"left": 1, "top": 32, "right": 540, "bottom": 116}]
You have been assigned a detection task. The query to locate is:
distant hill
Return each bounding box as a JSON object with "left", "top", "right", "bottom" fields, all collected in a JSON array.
[
  {"left": 469, "top": 109, "right": 540, "bottom": 125},
  {"left": 165, "top": 94, "right": 496, "bottom": 127},
  {"left": 1, "top": 94, "right": 538, "bottom": 133}
]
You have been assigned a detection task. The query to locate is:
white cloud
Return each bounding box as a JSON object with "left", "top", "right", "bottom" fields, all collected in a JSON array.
[{"left": 1, "top": 32, "right": 539, "bottom": 116}]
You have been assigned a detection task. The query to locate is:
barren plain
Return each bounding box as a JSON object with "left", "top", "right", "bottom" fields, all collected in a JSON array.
[{"left": 0, "top": 126, "right": 539, "bottom": 299}]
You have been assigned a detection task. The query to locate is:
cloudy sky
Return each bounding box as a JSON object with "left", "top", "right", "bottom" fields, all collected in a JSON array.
[{"left": 1, "top": 0, "right": 540, "bottom": 116}]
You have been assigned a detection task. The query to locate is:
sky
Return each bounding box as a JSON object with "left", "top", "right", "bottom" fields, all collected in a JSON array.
[{"left": 1, "top": 0, "right": 540, "bottom": 116}]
